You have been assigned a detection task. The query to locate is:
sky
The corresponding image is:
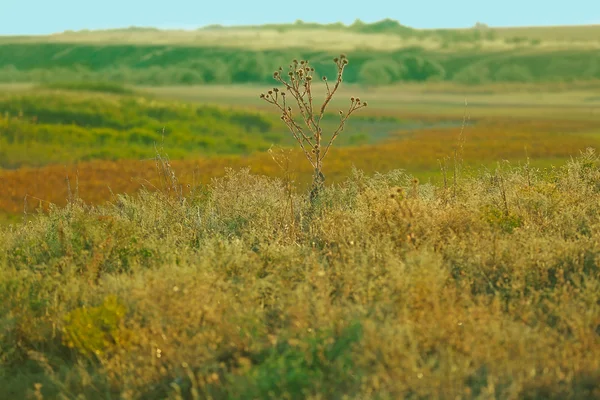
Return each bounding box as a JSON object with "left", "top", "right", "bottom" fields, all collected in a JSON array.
[{"left": 1, "top": 0, "right": 599, "bottom": 35}]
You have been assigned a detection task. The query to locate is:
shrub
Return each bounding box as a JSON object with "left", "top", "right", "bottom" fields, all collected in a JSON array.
[
  {"left": 453, "top": 64, "right": 492, "bottom": 85},
  {"left": 399, "top": 55, "right": 446, "bottom": 82},
  {"left": 358, "top": 59, "right": 399, "bottom": 86},
  {"left": 494, "top": 64, "right": 534, "bottom": 82},
  {"left": 62, "top": 295, "right": 133, "bottom": 358}
]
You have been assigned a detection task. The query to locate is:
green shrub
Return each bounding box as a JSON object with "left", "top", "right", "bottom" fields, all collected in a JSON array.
[
  {"left": 482, "top": 204, "right": 524, "bottom": 233},
  {"left": 62, "top": 295, "right": 133, "bottom": 358},
  {"left": 358, "top": 59, "right": 401, "bottom": 86},
  {"left": 494, "top": 64, "right": 534, "bottom": 82},
  {"left": 453, "top": 64, "right": 492, "bottom": 85},
  {"left": 229, "top": 322, "right": 363, "bottom": 399},
  {"left": 399, "top": 55, "right": 446, "bottom": 81}
]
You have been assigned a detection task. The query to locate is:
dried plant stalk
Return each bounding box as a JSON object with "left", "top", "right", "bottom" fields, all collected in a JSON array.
[{"left": 260, "top": 54, "right": 367, "bottom": 200}]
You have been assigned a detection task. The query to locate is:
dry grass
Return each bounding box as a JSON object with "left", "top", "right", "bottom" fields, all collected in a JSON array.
[
  {"left": 1, "top": 29, "right": 441, "bottom": 51},
  {"left": 3, "top": 24, "right": 600, "bottom": 51},
  {"left": 488, "top": 24, "right": 600, "bottom": 42},
  {"left": 0, "top": 149, "right": 599, "bottom": 399},
  {"left": 1, "top": 114, "right": 599, "bottom": 217},
  {"left": 141, "top": 83, "right": 600, "bottom": 121}
]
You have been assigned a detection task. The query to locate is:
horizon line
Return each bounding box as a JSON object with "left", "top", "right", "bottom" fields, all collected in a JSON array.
[{"left": 1, "top": 19, "right": 599, "bottom": 37}]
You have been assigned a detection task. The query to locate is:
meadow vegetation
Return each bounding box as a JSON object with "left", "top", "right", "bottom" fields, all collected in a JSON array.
[
  {"left": 38, "top": 81, "right": 137, "bottom": 95},
  {"left": 1, "top": 22, "right": 600, "bottom": 398},
  {"left": 0, "top": 149, "right": 599, "bottom": 398},
  {"left": 1, "top": 81, "right": 599, "bottom": 217},
  {"left": 0, "top": 90, "right": 280, "bottom": 168}
]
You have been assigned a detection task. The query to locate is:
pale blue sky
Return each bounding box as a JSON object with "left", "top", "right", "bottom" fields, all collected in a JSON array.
[{"left": 2, "top": 0, "right": 598, "bottom": 35}]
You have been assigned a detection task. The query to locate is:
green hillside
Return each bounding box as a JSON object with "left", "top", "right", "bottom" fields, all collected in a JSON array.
[
  {"left": 0, "top": 43, "right": 599, "bottom": 86},
  {"left": 0, "top": 20, "right": 599, "bottom": 86}
]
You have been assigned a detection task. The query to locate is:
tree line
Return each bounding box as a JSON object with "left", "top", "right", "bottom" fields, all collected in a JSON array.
[{"left": 0, "top": 44, "right": 599, "bottom": 86}]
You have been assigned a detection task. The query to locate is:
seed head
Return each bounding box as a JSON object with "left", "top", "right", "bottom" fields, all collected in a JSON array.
[
  {"left": 363, "top": 101, "right": 367, "bottom": 106},
  {"left": 322, "top": 76, "right": 327, "bottom": 81},
  {"left": 333, "top": 57, "right": 339, "bottom": 62},
  {"left": 260, "top": 93, "right": 265, "bottom": 98},
  {"left": 273, "top": 88, "right": 279, "bottom": 92}
]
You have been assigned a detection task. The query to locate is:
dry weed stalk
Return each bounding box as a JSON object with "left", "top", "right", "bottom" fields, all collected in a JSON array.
[{"left": 260, "top": 54, "right": 367, "bottom": 200}]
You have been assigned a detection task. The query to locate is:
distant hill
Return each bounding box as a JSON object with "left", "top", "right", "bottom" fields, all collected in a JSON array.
[
  {"left": 0, "top": 20, "right": 599, "bottom": 86},
  {"left": 1, "top": 19, "right": 599, "bottom": 51},
  {"left": 218, "top": 18, "right": 418, "bottom": 36}
]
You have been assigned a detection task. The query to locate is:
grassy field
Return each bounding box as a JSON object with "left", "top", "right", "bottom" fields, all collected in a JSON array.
[
  {"left": 1, "top": 81, "right": 599, "bottom": 220},
  {"left": 1, "top": 151, "right": 599, "bottom": 398},
  {"left": 0, "top": 88, "right": 281, "bottom": 168},
  {"left": 142, "top": 82, "right": 600, "bottom": 118},
  {"left": 1, "top": 24, "right": 600, "bottom": 396}
]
